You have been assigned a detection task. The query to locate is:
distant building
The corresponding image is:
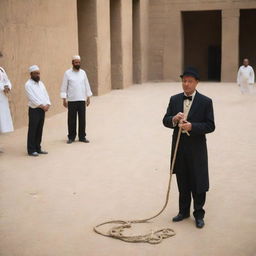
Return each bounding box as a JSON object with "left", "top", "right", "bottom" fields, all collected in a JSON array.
[
  {"left": 148, "top": 0, "right": 256, "bottom": 82},
  {"left": 0, "top": 0, "right": 255, "bottom": 127}
]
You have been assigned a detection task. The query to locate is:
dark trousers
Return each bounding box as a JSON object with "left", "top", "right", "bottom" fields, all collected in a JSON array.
[
  {"left": 178, "top": 188, "right": 206, "bottom": 219},
  {"left": 175, "top": 137, "right": 206, "bottom": 219},
  {"left": 68, "top": 101, "right": 86, "bottom": 141},
  {"left": 176, "top": 168, "right": 206, "bottom": 219},
  {"left": 27, "top": 107, "right": 45, "bottom": 154}
]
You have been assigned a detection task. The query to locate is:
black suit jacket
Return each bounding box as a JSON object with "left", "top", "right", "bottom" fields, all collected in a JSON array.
[{"left": 163, "top": 91, "right": 215, "bottom": 193}]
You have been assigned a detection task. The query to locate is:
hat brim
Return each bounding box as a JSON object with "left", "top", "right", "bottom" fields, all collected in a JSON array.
[{"left": 180, "top": 73, "right": 199, "bottom": 80}]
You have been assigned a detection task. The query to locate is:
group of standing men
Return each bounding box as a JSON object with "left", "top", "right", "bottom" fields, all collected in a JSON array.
[
  {"left": 0, "top": 55, "right": 92, "bottom": 155},
  {"left": 0, "top": 56, "right": 255, "bottom": 229}
]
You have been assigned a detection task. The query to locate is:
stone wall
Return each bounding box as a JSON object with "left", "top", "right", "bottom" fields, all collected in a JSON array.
[
  {"left": 0, "top": 0, "right": 79, "bottom": 128},
  {"left": 0, "top": 0, "right": 153, "bottom": 129},
  {"left": 2, "top": 0, "right": 256, "bottom": 130}
]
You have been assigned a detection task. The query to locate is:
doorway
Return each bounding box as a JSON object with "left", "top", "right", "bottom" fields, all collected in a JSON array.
[
  {"left": 182, "top": 10, "right": 221, "bottom": 81},
  {"left": 77, "top": 0, "right": 97, "bottom": 93},
  {"left": 133, "top": 0, "right": 140, "bottom": 84},
  {"left": 239, "top": 9, "right": 256, "bottom": 70},
  {"left": 110, "top": 0, "right": 122, "bottom": 89}
]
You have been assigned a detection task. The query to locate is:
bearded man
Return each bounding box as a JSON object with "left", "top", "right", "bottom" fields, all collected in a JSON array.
[{"left": 60, "top": 55, "right": 93, "bottom": 144}]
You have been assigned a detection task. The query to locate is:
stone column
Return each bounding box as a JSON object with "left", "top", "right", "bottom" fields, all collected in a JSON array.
[
  {"left": 163, "top": 9, "right": 183, "bottom": 81},
  {"left": 133, "top": 0, "right": 149, "bottom": 84},
  {"left": 78, "top": 0, "right": 111, "bottom": 95},
  {"left": 111, "top": 0, "right": 133, "bottom": 89},
  {"left": 221, "top": 9, "right": 240, "bottom": 82}
]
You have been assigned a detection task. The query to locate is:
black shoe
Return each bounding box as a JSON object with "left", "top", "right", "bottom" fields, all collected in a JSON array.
[
  {"left": 67, "top": 139, "right": 74, "bottom": 144},
  {"left": 28, "top": 152, "right": 39, "bottom": 157},
  {"left": 79, "top": 138, "right": 90, "bottom": 143},
  {"left": 172, "top": 213, "right": 190, "bottom": 222},
  {"left": 195, "top": 219, "right": 205, "bottom": 228},
  {"left": 38, "top": 150, "right": 48, "bottom": 154}
]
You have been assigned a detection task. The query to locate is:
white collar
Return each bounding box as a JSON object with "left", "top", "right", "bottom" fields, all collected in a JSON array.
[{"left": 184, "top": 91, "right": 196, "bottom": 98}]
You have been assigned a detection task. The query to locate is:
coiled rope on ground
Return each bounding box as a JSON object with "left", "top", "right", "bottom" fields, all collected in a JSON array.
[{"left": 94, "top": 127, "right": 183, "bottom": 244}]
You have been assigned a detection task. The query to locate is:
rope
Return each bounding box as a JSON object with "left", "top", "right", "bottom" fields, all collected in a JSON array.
[{"left": 94, "top": 127, "right": 183, "bottom": 244}]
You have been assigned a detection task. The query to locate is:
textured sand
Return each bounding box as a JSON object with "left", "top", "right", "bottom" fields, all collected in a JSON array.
[{"left": 0, "top": 82, "right": 256, "bottom": 256}]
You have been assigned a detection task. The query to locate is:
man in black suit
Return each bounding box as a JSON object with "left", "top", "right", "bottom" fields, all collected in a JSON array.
[{"left": 163, "top": 67, "right": 215, "bottom": 228}]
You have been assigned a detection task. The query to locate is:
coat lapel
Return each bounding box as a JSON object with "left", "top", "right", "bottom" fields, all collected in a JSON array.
[
  {"left": 177, "top": 93, "right": 184, "bottom": 113},
  {"left": 187, "top": 91, "right": 200, "bottom": 120}
]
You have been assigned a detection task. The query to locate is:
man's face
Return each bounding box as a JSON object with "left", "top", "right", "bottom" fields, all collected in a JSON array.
[
  {"left": 72, "top": 59, "right": 81, "bottom": 70},
  {"left": 31, "top": 71, "right": 40, "bottom": 82},
  {"left": 182, "top": 76, "right": 198, "bottom": 95},
  {"left": 243, "top": 59, "right": 249, "bottom": 67}
]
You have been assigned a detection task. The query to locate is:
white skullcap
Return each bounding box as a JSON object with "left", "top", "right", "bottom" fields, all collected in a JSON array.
[
  {"left": 29, "top": 65, "right": 40, "bottom": 73},
  {"left": 72, "top": 55, "right": 81, "bottom": 60}
]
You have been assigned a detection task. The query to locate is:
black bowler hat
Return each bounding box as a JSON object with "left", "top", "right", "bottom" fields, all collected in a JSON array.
[{"left": 180, "top": 67, "right": 200, "bottom": 80}]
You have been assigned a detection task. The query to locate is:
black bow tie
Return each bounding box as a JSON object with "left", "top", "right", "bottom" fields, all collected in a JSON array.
[{"left": 183, "top": 95, "right": 192, "bottom": 101}]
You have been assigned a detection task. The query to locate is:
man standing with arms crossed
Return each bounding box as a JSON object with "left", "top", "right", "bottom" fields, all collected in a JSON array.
[
  {"left": 61, "top": 55, "right": 93, "bottom": 144},
  {"left": 163, "top": 67, "right": 215, "bottom": 228}
]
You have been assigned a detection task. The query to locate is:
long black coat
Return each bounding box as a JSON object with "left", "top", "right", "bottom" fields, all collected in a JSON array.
[{"left": 163, "top": 91, "right": 215, "bottom": 193}]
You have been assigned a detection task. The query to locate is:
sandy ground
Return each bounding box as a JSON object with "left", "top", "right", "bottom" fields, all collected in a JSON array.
[{"left": 0, "top": 82, "right": 256, "bottom": 256}]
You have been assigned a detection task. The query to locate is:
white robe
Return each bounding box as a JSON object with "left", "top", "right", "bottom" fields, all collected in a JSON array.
[
  {"left": 237, "top": 65, "right": 255, "bottom": 94},
  {"left": 0, "top": 67, "right": 14, "bottom": 133}
]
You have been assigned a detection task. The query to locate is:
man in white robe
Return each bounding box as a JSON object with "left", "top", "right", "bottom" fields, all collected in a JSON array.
[
  {"left": 237, "top": 58, "right": 255, "bottom": 94},
  {"left": 0, "top": 67, "right": 14, "bottom": 152}
]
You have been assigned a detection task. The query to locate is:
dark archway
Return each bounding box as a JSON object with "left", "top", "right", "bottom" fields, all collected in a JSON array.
[
  {"left": 110, "top": 0, "right": 122, "bottom": 89},
  {"left": 133, "top": 0, "right": 141, "bottom": 84},
  {"left": 182, "top": 10, "right": 221, "bottom": 81},
  {"left": 239, "top": 9, "right": 256, "bottom": 70},
  {"left": 77, "top": 0, "right": 98, "bottom": 94}
]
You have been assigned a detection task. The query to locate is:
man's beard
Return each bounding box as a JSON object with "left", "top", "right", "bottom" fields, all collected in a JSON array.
[
  {"left": 32, "top": 76, "right": 40, "bottom": 82},
  {"left": 74, "top": 65, "right": 80, "bottom": 70}
]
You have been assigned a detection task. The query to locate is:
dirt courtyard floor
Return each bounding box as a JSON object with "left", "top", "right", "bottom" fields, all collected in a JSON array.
[{"left": 0, "top": 82, "right": 256, "bottom": 256}]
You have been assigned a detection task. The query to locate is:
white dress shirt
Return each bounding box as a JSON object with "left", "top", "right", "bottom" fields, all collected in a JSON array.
[
  {"left": 25, "top": 79, "right": 51, "bottom": 108},
  {"left": 183, "top": 91, "right": 196, "bottom": 119},
  {"left": 181, "top": 91, "right": 196, "bottom": 134},
  {"left": 60, "top": 68, "right": 93, "bottom": 101},
  {"left": 172, "top": 91, "right": 196, "bottom": 132}
]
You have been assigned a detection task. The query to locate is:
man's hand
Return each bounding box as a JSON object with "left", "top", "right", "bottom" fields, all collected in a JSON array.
[
  {"left": 63, "top": 99, "right": 68, "bottom": 108},
  {"left": 44, "top": 104, "right": 50, "bottom": 112},
  {"left": 3, "top": 86, "right": 10, "bottom": 95},
  {"left": 178, "top": 120, "right": 192, "bottom": 131},
  {"left": 173, "top": 112, "right": 185, "bottom": 123},
  {"left": 86, "top": 97, "right": 90, "bottom": 107}
]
